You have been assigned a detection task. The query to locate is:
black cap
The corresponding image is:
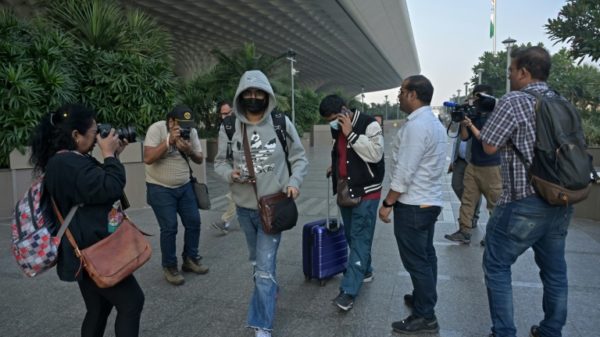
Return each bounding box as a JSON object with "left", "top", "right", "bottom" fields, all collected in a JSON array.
[{"left": 169, "top": 105, "right": 195, "bottom": 127}]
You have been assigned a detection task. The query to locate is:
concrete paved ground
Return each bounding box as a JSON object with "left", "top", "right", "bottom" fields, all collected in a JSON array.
[{"left": 1, "top": 123, "right": 599, "bottom": 337}]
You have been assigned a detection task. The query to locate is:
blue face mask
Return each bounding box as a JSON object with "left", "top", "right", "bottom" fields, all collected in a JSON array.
[{"left": 329, "top": 120, "right": 339, "bottom": 130}]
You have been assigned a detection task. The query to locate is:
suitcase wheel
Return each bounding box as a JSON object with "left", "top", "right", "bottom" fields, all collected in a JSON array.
[
  {"left": 319, "top": 279, "right": 327, "bottom": 287},
  {"left": 304, "top": 275, "right": 311, "bottom": 281}
]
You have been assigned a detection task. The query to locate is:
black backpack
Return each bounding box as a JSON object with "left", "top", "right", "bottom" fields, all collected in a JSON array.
[
  {"left": 222, "top": 110, "right": 291, "bottom": 176},
  {"left": 513, "top": 89, "right": 596, "bottom": 205}
]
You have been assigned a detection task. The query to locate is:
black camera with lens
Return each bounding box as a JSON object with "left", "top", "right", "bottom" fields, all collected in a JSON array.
[
  {"left": 450, "top": 104, "right": 477, "bottom": 123},
  {"left": 179, "top": 127, "right": 191, "bottom": 140},
  {"left": 97, "top": 123, "right": 137, "bottom": 143},
  {"left": 448, "top": 93, "right": 497, "bottom": 123}
]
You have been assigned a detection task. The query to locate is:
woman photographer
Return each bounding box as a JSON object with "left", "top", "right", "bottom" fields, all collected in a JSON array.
[{"left": 30, "top": 104, "right": 144, "bottom": 337}]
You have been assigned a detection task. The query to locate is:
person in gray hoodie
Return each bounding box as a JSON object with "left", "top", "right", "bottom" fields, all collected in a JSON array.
[{"left": 214, "top": 70, "right": 308, "bottom": 337}]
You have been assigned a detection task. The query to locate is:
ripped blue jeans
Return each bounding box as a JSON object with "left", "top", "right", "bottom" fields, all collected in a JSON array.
[{"left": 236, "top": 207, "right": 281, "bottom": 331}]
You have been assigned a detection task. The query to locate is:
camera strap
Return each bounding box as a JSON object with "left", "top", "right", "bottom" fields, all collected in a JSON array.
[{"left": 180, "top": 151, "right": 197, "bottom": 182}]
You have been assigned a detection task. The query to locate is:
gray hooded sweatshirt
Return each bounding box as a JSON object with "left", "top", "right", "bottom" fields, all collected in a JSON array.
[{"left": 214, "top": 70, "right": 309, "bottom": 209}]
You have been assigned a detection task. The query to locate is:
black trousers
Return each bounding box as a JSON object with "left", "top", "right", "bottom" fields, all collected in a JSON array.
[{"left": 77, "top": 272, "right": 145, "bottom": 337}]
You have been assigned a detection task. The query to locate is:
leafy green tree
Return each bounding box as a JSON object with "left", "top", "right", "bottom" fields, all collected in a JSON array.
[
  {"left": 182, "top": 42, "right": 292, "bottom": 137},
  {"left": 0, "top": 9, "right": 78, "bottom": 167},
  {"left": 544, "top": 49, "right": 600, "bottom": 145},
  {"left": 469, "top": 46, "right": 600, "bottom": 145},
  {"left": 470, "top": 43, "right": 544, "bottom": 97},
  {"left": 470, "top": 50, "right": 509, "bottom": 96},
  {"left": 178, "top": 72, "right": 220, "bottom": 138},
  {"left": 293, "top": 88, "right": 323, "bottom": 135},
  {"left": 210, "top": 43, "right": 287, "bottom": 100},
  {"left": 44, "top": 0, "right": 177, "bottom": 132},
  {"left": 546, "top": 0, "right": 600, "bottom": 62},
  {"left": 548, "top": 49, "right": 600, "bottom": 110},
  {"left": 1, "top": 0, "right": 178, "bottom": 167}
]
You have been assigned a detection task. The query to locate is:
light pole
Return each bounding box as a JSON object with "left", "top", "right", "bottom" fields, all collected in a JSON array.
[
  {"left": 286, "top": 49, "right": 297, "bottom": 124},
  {"left": 384, "top": 95, "right": 388, "bottom": 121},
  {"left": 464, "top": 82, "right": 469, "bottom": 98},
  {"left": 361, "top": 85, "right": 365, "bottom": 112},
  {"left": 476, "top": 68, "right": 484, "bottom": 84},
  {"left": 502, "top": 37, "right": 516, "bottom": 94},
  {"left": 457, "top": 89, "right": 461, "bottom": 103}
]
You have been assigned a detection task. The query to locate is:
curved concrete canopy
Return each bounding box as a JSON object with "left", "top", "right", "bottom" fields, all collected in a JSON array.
[
  {"left": 0, "top": 0, "right": 420, "bottom": 95},
  {"left": 126, "top": 0, "right": 420, "bottom": 96}
]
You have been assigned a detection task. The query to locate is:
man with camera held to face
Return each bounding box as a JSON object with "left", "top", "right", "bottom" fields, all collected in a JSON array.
[
  {"left": 320, "top": 95, "right": 384, "bottom": 312},
  {"left": 143, "top": 105, "right": 208, "bottom": 286},
  {"left": 444, "top": 84, "right": 502, "bottom": 245}
]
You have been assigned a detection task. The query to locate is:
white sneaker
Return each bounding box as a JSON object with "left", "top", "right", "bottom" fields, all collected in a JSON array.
[
  {"left": 211, "top": 220, "right": 229, "bottom": 234},
  {"left": 255, "top": 328, "right": 271, "bottom": 337}
]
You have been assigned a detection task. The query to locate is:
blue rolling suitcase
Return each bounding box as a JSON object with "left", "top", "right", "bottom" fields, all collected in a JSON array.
[{"left": 302, "top": 178, "right": 347, "bottom": 286}]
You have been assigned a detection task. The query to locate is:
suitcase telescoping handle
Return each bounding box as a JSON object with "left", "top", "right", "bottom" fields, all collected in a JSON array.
[{"left": 326, "top": 175, "right": 340, "bottom": 231}]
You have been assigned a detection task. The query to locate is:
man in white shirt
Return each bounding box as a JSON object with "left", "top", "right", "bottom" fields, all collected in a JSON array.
[{"left": 378, "top": 75, "right": 447, "bottom": 334}]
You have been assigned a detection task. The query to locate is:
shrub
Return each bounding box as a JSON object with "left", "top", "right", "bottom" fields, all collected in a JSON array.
[
  {"left": 583, "top": 117, "right": 600, "bottom": 147},
  {"left": 0, "top": 1, "right": 179, "bottom": 168},
  {"left": 0, "top": 10, "right": 78, "bottom": 167},
  {"left": 44, "top": 0, "right": 177, "bottom": 137}
]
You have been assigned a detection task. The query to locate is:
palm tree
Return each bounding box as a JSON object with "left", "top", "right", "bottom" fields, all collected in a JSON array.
[
  {"left": 41, "top": 0, "right": 176, "bottom": 133},
  {"left": 210, "top": 43, "right": 289, "bottom": 108}
]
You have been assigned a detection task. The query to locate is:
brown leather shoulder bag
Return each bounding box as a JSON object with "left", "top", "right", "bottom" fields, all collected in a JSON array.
[{"left": 60, "top": 208, "right": 152, "bottom": 288}]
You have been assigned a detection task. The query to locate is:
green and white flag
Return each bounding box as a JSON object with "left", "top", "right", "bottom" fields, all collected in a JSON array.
[{"left": 490, "top": 0, "right": 496, "bottom": 38}]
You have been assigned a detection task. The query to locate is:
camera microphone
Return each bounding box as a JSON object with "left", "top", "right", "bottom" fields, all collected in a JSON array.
[
  {"left": 475, "top": 92, "right": 496, "bottom": 100},
  {"left": 443, "top": 101, "right": 459, "bottom": 107}
]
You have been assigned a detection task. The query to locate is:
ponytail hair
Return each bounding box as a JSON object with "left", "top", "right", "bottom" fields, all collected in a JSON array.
[{"left": 29, "top": 104, "right": 96, "bottom": 174}]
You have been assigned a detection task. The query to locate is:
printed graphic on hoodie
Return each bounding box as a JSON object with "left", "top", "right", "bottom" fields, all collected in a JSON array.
[{"left": 237, "top": 132, "right": 276, "bottom": 178}]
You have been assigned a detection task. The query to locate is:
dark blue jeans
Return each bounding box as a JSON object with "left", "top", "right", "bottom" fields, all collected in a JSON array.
[
  {"left": 339, "top": 199, "right": 378, "bottom": 297},
  {"left": 483, "top": 195, "right": 573, "bottom": 337},
  {"left": 393, "top": 203, "right": 442, "bottom": 319},
  {"left": 146, "top": 182, "right": 201, "bottom": 267}
]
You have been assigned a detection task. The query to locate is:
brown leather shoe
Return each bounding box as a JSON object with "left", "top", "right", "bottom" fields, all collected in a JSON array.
[{"left": 182, "top": 257, "right": 209, "bottom": 274}]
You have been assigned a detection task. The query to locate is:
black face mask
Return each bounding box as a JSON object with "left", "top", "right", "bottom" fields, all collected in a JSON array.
[{"left": 241, "top": 98, "right": 267, "bottom": 114}]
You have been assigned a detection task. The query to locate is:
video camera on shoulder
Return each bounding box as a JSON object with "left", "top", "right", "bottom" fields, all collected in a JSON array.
[
  {"left": 444, "top": 92, "right": 497, "bottom": 123},
  {"left": 97, "top": 123, "right": 137, "bottom": 143}
]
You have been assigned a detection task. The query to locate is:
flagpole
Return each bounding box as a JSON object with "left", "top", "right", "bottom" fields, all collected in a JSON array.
[{"left": 493, "top": 0, "right": 497, "bottom": 53}]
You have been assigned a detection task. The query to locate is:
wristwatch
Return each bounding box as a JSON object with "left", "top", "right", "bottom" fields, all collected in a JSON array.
[{"left": 382, "top": 200, "right": 394, "bottom": 208}]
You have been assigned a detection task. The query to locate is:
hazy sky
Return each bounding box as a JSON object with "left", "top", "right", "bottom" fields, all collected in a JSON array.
[{"left": 364, "top": 0, "right": 569, "bottom": 107}]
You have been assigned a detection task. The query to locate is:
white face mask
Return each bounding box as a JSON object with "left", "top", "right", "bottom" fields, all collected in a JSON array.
[{"left": 329, "top": 120, "right": 339, "bottom": 130}]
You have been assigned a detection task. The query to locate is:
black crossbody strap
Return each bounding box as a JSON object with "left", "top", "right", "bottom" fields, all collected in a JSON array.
[{"left": 179, "top": 151, "right": 196, "bottom": 181}]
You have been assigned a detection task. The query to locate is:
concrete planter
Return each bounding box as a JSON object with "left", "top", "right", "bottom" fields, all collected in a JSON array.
[
  {"left": 2, "top": 141, "right": 208, "bottom": 218},
  {"left": 574, "top": 183, "right": 600, "bottom": 221},
  {"left": 0, "top": 169, "right": 14, "bottom": 219},
  {"left": 205, "top": 138, "right": 218, "bottom": 163},
  {"left": 588, "top": 147, "right": 600, "bottom": 167},
  {"left": 312, "top": 124, "right": 332, "bottom": 147},
  {"left": 301, "top": 133, "right": 311, "bottom": 150}
]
